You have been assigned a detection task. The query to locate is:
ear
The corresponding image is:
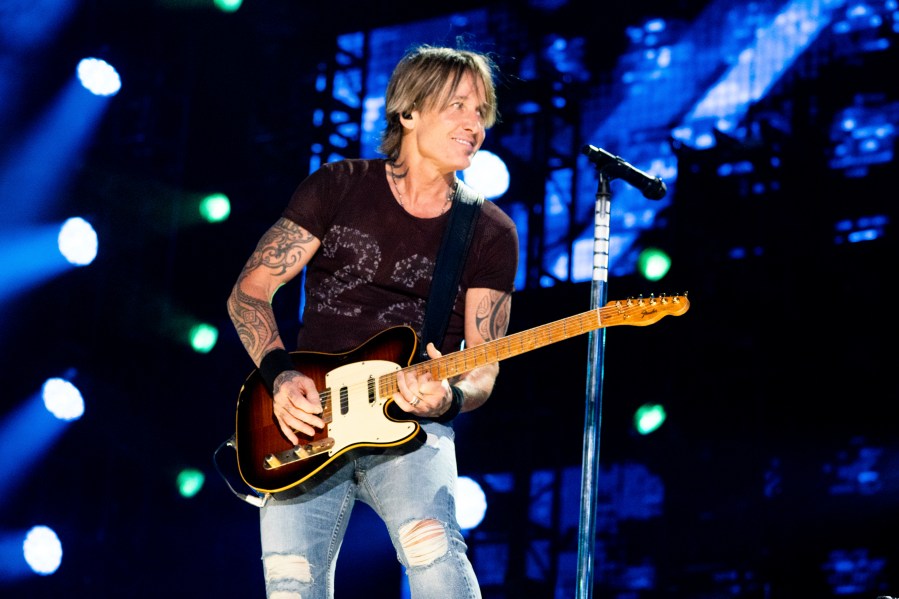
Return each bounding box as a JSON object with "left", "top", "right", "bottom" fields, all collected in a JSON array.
[{"left": 399, "top": 111, "right": 415, "bottom": 131}]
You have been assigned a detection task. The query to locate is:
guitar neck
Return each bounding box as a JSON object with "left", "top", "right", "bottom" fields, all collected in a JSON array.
[{"left": 379, "top": 294, "right": 688, "bottom": 396}]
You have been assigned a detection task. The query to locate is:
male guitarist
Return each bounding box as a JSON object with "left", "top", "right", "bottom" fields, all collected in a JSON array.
[{"left": 226, "top": 43, "right": 519, "bottom": 598}]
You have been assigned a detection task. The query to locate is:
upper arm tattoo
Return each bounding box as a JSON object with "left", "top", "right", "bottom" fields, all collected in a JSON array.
[
  {"left": 475, "top": 290, "right": 512, "bottom": 342},
  {"left": 228, "top": 218, "right": 318, "bottom": 364},
  {"left": 241, "top": 217, "right": 317, "bottom": 280}
]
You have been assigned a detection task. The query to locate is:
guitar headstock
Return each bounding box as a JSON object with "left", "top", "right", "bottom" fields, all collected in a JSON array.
[{"left": 602, "top": 294, "right": 690, "bottom": 327}]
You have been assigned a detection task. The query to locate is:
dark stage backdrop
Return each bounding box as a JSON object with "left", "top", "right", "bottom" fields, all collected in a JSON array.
[{"left": 1, "top": 1, "right": 896, "bottom": 598}]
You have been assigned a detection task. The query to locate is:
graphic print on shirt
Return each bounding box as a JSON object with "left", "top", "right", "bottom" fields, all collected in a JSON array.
[
  {"left": 308, "top": 225, "right": 379, "bottom": 318},
  {"left": 305, "top": 225, "right": 437, "bottom": 332},
  {"left": 378, "top": 253, "right": 433, "bottom": 327}
]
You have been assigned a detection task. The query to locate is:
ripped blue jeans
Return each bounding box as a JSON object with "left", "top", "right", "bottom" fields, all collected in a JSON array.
[{"left": 258, "top": 422, "right": 481, "bottom": 599}]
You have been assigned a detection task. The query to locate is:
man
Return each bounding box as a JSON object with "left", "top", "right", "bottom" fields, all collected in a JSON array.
[{"left": 227, "top": 44, "right": 519, "bottom": 598}]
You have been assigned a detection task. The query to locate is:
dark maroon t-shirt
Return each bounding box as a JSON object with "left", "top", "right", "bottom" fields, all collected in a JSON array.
[{"left": 282, "top": 158, "right": 519, "bottom": 356}]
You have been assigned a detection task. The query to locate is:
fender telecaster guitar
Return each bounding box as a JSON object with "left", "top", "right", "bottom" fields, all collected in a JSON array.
[{"left": 234, "top": 294, "right": 689, "bottom": 494}]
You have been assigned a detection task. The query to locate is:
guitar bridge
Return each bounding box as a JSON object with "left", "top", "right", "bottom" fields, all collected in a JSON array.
[{"left": 264, "top": 437, "right": 336, "bottom": 470}]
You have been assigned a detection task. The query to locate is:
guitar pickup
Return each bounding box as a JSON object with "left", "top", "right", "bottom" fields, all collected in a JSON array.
[{"left": 263, "top": 437, "right": 336, "bottom": 470}]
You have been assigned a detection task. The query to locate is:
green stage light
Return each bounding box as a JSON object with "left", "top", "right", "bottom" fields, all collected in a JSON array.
[
  {"left": 176, "top": 468, "right": 205, "bottom": 498},
  {"left": 189, "top": 323, "right": 218, "bottom": 353},
  {"left": 214, "top": 0, "right": 242, "bottom": 12},
  {"left": 198, "top": 193, "right": 230, "bottom": 223},
  {"left": 634, "top": 403, "right": 667, "bottom": 435},
  {"left": 161, "top": 0, "right": 242, "bottom": 11},
  {"left": 637, "top": 247, "right": 671, "bottom": 281}
]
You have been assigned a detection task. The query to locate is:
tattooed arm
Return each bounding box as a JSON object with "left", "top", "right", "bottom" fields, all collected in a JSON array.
[
  {"left": 393, "top": 287, "right": 511, "bottom": 419},
  {"left": 227, "top": 217, "right": 319, "bottom": 363},
  {"left": 227, "top": 217, "right": 324, "bottom": 443},
  {"left": 454, "top": 287, "right": 512, "bottom": 412}
]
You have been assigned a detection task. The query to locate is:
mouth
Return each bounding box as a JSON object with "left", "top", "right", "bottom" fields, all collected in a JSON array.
[{"left": 452, "top": 137, "right": 477, "bottom": 153}]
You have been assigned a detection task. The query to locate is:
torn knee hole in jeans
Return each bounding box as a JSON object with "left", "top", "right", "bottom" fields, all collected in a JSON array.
[
  {"left": 398, "top": 519, "right": 449, "bottom": 567},
  {"left": 264, "top": 553, "right": 313, "bottom": 583}
]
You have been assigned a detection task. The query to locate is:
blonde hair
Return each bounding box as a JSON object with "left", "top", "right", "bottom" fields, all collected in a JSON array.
[{"left": 378, "top": 45, "right": 499, "bottom": 161}]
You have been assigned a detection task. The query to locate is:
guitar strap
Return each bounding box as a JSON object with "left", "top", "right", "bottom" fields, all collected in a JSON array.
[{"left": 417, "top": 178, "right": 484, "bottom": 363}]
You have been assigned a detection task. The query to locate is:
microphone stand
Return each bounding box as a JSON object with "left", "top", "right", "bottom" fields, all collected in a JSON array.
[
  {"left": 575, "top": 144, "right": 666, "bottom": 597},
  {"left": 575, "top": 168, "right": 612, "bottom": 599}
]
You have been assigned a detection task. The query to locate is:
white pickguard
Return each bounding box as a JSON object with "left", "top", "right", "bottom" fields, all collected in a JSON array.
[{"left": 324, "top": 360, "right": 418, "bottom": 456}]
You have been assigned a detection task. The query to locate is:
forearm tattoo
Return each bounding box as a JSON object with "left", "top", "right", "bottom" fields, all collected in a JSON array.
[
  {"left": 227, "top": 218, "right": 316, "bottom": 364},
  {"left": 227, "top": 286, "right": 280, "bottom": 365},
  {"left": 475, "top": 290, "right": 511, "bottom": 342}
]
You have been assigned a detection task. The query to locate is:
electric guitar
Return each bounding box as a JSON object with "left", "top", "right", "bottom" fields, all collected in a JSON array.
[{"left": 234, "top": 294, "right": 689, "bottom": 494}]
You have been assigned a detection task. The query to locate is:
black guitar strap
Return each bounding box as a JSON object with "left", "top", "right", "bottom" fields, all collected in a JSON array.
[{"left": 417, "top": 179, "right": 484, "bottom": 363}]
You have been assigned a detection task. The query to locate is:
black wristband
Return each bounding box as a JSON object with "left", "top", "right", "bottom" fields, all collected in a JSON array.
[
  {"left": 259, "top": 349, "right": 295, "bottom": 395},
  {"left": 433, "top": 385, "right": 464, "bottom": 423}
]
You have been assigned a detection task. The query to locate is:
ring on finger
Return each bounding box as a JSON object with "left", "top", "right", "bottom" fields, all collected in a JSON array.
[{"left": 410, "top": 396, "right": 420, "bottom": 406}]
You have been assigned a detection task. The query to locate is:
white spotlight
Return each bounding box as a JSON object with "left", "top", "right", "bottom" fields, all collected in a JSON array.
[
  {"left": 42, "top": 377, "right": 85, "bottom": 421},
  {"left": 76, "top": 57, "right": 121, "bottom": 97},
  {"left": 23, "top": 526, "right": 63, "bottom": 575},
  {"left": 58, "top": 217, "right": 98, "bottom": 266},
  {"left": 462, "top": 150, "right": 510, "bottom": 200},
  {"left": 456, "top": 476, "right": 488, "bottom": 530}
]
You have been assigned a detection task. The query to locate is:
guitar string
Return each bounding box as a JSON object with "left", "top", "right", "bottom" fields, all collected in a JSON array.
[{"left": 306, "top": 296, "right": 686, "bottom": 401}]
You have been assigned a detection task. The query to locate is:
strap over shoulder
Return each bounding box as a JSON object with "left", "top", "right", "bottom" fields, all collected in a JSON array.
[{"left": 418, "top": 178, "right": 484, "bottom": 362}]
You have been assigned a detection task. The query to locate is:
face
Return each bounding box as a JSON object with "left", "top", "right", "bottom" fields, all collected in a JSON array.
[{"left": 412, "top": 71, "right": 488, "bottom": 172}]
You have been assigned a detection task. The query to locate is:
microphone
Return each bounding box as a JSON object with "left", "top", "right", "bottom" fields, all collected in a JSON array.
[{"left": 581, "top": 144, "right": 667, "bottom": 200}]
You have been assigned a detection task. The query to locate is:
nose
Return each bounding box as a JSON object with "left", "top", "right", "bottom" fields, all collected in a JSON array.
[{"left": 464, "top": 109, "right": 484, "bottom": 132}]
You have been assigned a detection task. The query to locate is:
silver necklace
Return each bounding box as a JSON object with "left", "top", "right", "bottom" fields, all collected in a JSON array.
[{"left": 389, "top": 163, "right": 455, "bottom": 214}]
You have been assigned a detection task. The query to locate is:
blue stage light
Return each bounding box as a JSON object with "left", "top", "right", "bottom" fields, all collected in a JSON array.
[
  {"left": 57, "top": 217, "right": 98, "bottom": 266},
  {"left": 22, "top": 526, "right": 62, "bottom": 576},
  {"left": 41, "top": 378, "right": 84, "bottom": 422},
  {"left": 76, "top": 58, "right": 121, "bottom": 97}
]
